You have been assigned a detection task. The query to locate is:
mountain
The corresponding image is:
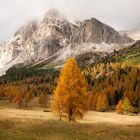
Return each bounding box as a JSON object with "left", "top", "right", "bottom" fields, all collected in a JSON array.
[
  {"left": 119, "top": 23, "right": 140, "bottom": 41},
  {"left": 0, "top": 9, "right": 134, "bottom": 76}
]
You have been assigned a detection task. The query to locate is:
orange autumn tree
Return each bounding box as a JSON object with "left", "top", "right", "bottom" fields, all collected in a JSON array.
[
  {"left": 0, "top": 86, "right": 4, "bottom": 100},
  {"left": 39, "top": 93, "right": 47, "bottom": 108},
  {"left": 96, "top": 93, "right": 109, "bottom": 112},
  {"left": 24, "top": 90, "right": 33, "bottom": 107},
  {"left": 51, "top": 58, "right": 88, "bottom": 122},
  {"left": 116, "top": 100, "right": 123, "bottom": 114},
  {"left": 7, "top": 86, "right": 23, "bottom": 109}
]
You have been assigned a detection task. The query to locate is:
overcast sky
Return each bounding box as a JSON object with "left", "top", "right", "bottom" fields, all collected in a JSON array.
[{"left": 0, "top": 0, "right": 140, "bottom": 42}]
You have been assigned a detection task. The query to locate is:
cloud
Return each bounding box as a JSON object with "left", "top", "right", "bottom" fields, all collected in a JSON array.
[{"left": 0, "top": 0, "right": 140, "bottom": 42}]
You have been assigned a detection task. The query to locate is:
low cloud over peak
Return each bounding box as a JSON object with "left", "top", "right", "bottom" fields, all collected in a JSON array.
[{"left": 0, "top": 0, "right": 140, "bottom": 42}]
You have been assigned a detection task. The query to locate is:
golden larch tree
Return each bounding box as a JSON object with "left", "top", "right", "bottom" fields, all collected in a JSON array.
[
  {"left": 39, "top": 93, "right": 47, "bottom": 108},
  {"left": 24, "top": 90, "right": 33, "bottom": 107},
  {"left": 122, "top": 97, "right": 133, "bottom": 113},
  {"left": 96, "top": 93, "right": 109, "bottom": 112},
  {"left": 51, "top": 58, "right": 88, "bottom": 121},
  {"left": 116, "top": 100, "right": 123, "bottom": 114}
]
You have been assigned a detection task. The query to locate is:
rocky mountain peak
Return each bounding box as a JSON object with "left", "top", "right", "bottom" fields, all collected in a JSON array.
[
  {"left": 45, "top": 9, "right": 60, "bottom": 18},
  {"left": 74, "top": 17, "right": 133, "bottom": 44},
  {"left": 14, "top": 20, "right": 38, "bottom": 42},
  {"left": 0, "top": 9, "right": 134, "bottom": 75},
  {"left": 43, "top": 8, "right": 65, "bottom": 22}
]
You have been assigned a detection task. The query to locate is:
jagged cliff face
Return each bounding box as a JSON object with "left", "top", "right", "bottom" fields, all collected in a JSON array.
[
  {"left": 80, "top": 18, "right": 133, "bottom": 44},
  {"left": 70, "top": 18, "right": 133, "bottom": 44},
  {"left": 0, "top": 9, "right": 134, "bottom": 75}
]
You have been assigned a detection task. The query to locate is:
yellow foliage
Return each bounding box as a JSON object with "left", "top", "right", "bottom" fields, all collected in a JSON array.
[
  {"left": 122, "top": 97, "right": 133, "bottom": 113},
  {"left": 96, "top": 93, "right": 109, "bottom": 112},
  {"left": 116, "top": 100, "right": 123, "bottom": 114},
  {"left": 25, "top": 90, "right": 33, "bottom": 107},
  {"left": 39, "top": 94, "right": 47, "bottom": 108},
  {"left": 51, "top": 58, "right": 88, "bottom": 121}
]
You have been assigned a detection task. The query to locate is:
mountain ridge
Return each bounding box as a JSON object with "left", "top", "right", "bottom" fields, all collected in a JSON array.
[{"left": 0, "top": 9, "right": 134, "bottom": 76}]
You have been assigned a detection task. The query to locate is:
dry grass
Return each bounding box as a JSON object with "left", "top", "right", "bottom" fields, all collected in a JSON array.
[
  {"left": 80, "top": 111, "right": 140, "bottom": 125},
  {"left": 0, "top": 107, "right": 57, "bottom": 121},
  {"left": 0, "top": 107, "right": 140, "bottom": 140},
  {"left": 0, "top": 107, "right": 140, "bottom": 125}
]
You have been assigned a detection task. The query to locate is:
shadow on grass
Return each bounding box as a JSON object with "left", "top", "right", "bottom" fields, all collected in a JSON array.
[{"left": 0, "top": 119, "right": 140, "bottom": 140}]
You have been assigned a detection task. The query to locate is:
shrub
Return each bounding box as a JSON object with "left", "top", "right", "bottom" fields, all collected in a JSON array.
[{"left": 122, "top": 97, "right": 133, "bottom": 113}]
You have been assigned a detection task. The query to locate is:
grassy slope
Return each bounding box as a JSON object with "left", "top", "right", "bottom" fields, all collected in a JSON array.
[
  {"left": 127, "top": 55, "right": 140, "bottom": 64},
  {"left": 116, "top": 46, "right": 140, "bottom": 64}
]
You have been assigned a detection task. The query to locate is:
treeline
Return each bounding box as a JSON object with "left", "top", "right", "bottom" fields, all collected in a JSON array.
[
  {"left": 0, "top": 67, "right": 59, "bottom": 84},
  {"left": 0, "top": 67, "right": 59, "bottom": 108}
]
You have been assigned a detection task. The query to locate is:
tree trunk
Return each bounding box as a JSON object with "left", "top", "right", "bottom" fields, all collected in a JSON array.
[
  {"left": 68, "top": 108, "right": 73, "bottom": 122},
  {"left": 59, "top": 115, "right": 62, "bottom": 121},
  {"left": 25, "top": 101, "right": 28, "bottom": 108},
  {"left": 59, "top": 107, "right": 62, "bottom": 121}
]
